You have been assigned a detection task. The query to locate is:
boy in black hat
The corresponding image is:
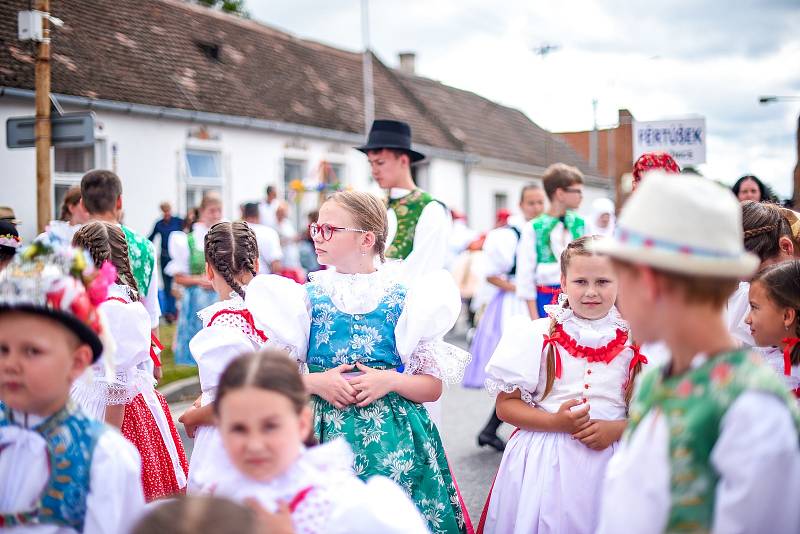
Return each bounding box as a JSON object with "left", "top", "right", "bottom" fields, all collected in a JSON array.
[
  {"left": 357, "top": 119, "right": 451, "bottom": 280},
  {"left": 0, "top": 243, "right": 144, "bottom": 531}
]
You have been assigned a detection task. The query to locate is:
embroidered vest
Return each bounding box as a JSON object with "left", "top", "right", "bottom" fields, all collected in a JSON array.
[
  {"left": 305, "top": 282, "right": 407, "bottom": 370},
  {"left": 386, "top": 189, "right": 440, "bottom": 260},
  {"left": 627, "top": 350, "right": 800, "bottom": 532},
  {"left": 187, "top": 232, "right": 206, "bottom": 275},
  {"left": 122, "top": 225, "right": 155, "bottom": 294},
  {"left": 0, "top": 402, "right": 106, "bottom": 531},
  {"left": 531, "top": 212, "right": 585, "bottom": 264}
]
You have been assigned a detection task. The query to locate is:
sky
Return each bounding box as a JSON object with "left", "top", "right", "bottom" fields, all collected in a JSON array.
[{"left": 246, "top": 0, "right": 800, "bottom": 197}]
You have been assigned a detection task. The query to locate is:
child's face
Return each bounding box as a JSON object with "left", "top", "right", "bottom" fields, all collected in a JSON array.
[
  {"left": 0, "top": 312, "right": 92, "bottom": 416},
  {"left": 557, "top": 184, "right": 583, "bottom": 210},
  {"left": 746, "top": 281, "right": 792, "bottom": 347},
  {"left": 519, "top": 188, "right": 546, "bottom": 221},
  {"left": 313, "top": 201, "right": 372, "bottom": 268},
  {"left": 218, "top": 387, "right": 311, "bottom": 482},
  {"left": 561, "top": 254, "right": 618, "bottom": 320}
]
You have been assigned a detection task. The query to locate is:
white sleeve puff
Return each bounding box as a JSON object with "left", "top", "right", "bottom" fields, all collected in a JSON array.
[
  {"left": 395, "top": 270, "right": 471, "bottom": 383},
  {"left": 190, "top": 325, "right": 259, "bottom": 394},
  {"left": 482, "top": 227, "right": 519, "bottom": 278},
  {"left": 246, "top": 274, "right": 311, "bottom": 362},
  {"left": 515, "top": 222, "right": 539, "bottom": 301},
  {"left": 165, "top": 231, "right": 190, "bottom": 277},
  {"left": 484, "top": 315, "right": 549, "bottom": 404}
]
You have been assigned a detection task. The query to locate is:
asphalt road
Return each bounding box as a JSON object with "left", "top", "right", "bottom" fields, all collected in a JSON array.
[{"left": 169, "top": 319, "right": 507, "bottom": 522}]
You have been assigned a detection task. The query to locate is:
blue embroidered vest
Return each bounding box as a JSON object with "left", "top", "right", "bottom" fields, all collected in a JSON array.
[
  {"left": 305, "top": 282, "right": 407, "bottom": 370},
  {"left": 0, "top": 402, "right": 106, "bottom": 531}
]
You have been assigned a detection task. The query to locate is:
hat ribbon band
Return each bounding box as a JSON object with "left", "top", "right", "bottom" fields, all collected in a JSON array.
[{"left": 615, "top": 227, "right": 743, "bottom": 259}]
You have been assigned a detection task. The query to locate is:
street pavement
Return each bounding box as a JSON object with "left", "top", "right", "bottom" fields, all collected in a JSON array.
[{"left": 168, "top": 318, "right": 508, "bottom": 521}]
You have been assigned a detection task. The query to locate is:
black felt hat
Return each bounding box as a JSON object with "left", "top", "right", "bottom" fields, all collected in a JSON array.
[{"left": 356, "top": 119, "right": 425, "bottom": 163}]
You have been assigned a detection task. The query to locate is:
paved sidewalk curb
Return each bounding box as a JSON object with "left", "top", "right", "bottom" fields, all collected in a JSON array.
[{"left": 159, "top": 376, "right": 201, "bottom": 403}]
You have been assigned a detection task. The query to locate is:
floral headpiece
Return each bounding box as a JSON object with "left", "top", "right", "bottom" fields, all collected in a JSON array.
[
  {"left": 632, "top": 152, "right": 681, "bottom": 183},
  {"left": 0, "top": 241, "right": 117, "bottom": 361},
  {"left": 0, "top": 234, "right": 21, "bottom": 249}
]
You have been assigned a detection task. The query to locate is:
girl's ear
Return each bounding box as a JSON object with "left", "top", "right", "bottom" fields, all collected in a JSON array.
[
  {"left": 778, "top": 236, "right": 795, "bottom": 258},
  {"left": 784, "top": 307, "right": 797, "bottom": 331},
  {"left": 560, "top": 273, "right": 567, "bottom": 292},
  {"left": 362, "top": 231, "right": 376, "bottom": 250},
  {"left": 298, "top": 405, "right": 313, "bottom": 441},
  {"left": 205, "top": 261, "right": 214, "bottom": 281}
]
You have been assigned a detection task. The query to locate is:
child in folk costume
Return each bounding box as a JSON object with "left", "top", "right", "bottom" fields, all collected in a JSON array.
[
  {"left": 516, "top": 163, "right": 587, "bottom": 320},
  {"left": 206, "top": 349, "right": 430, "bottom": 534},
  {"left": 178, "top": 222, "right": 282, "bottom": 492},
  {"left": 71, "top": 222, "right": 188, "bottom": 501},
  {"left": 465, "top": 185, "right": 546, "bottom": 452},
  {"left": 246, "top": 191, "right": 472, "bottom": 533},
  {"left": 0, "top": 242, "right": 144, "bottom": 532},
  {"left": 166, "top": 192, "right": 223, "bottom": 365},
  {"left": 595, "top": 173, "right": 800, "bottom": 533},
  {"left": 746, "top": 260, "right": 800, "bottom": 398},
  {"left": 478, "top": 236, "right": 646, "bottom": 534},
  {"left": 726, "top": 200, "right": 798, "bottom": 347}
]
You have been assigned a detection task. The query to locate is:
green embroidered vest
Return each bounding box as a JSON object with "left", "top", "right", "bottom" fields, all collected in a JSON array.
[
  {"left": 531, "top": 212, "right": 585, "bottom": 264},
  {"left": 187, "top": 232, "right": 206, "bottom": 275},
  {"left": 386, "top": 189, "right": 439, "bottom": 260},
  {"left": 627, "top": 350, "right": 800, "bottom": 532},
  {"left": 121, "top": 225, "right": 155, "bottom": 296}
]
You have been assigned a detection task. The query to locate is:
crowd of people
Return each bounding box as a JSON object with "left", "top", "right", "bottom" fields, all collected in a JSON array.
[{"left": 0, "top": 118, "right": 799, "bottom": 534}]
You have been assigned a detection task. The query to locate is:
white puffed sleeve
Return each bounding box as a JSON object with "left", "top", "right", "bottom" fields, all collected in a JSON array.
[
  {"left": 165, "top": 231, "right": 190, "bottom": 277},
  {"left": 100, "top": 299, "right": 152, "bottom": 371},
  {"left": 484, "top": 315, "right": 549, "bottom": 404},
  {"left": 482, "top": 226, "right": 519, "bottom": 278},
  {"left": 246, "top": 274, "right": 311, "bottom": 362},
  {"left": 190, "top": 325, "right": 259, "bottom": 395},
  {"left": 84, "top": 431, "right": 145, "bottom": 534},
  {"left": 395, "top": 270, "right": 471, "bottom": 383},
  {"left": 515, "top": 222, "right": 538, "bottom": 301}
]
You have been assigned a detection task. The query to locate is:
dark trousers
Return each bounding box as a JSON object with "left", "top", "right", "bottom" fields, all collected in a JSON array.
[{"left": 160, "top": 254, "right": 177, "bottom": 316}]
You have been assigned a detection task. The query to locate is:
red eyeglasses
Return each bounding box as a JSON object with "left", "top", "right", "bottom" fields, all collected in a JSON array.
[{"left": 309, "top": 222, "right": 368, "bottom": 241}]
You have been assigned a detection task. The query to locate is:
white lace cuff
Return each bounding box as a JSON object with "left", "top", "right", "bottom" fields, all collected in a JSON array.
[
  {"left": 484, "top": 378, "right": 536, "bottom": 406},
  {"left": 72, "top": 369, "right": 152, "bottom": 407},
  {"left": 403, "top": 340, "right": 471, "bottom": 384}
]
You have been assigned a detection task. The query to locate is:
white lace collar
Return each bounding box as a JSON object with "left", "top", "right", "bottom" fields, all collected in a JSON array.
[
  {"left": 197, "top": 290, "right": 244, "bottom": 326},
  {"left": 308, "top": 268, "right": 400, "bottom": 314},
  {"left": 107, "top": 283, "right": 134, "bottom": 302},
  {"left": 544, "top": 298, "right": 629, "bottom": 333}
]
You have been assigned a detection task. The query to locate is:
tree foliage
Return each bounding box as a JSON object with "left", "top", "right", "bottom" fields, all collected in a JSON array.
[{"left": 197, "top": 0, "right": 249, "bottom": 17}]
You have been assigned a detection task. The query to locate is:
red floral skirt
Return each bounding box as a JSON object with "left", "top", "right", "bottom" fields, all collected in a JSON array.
[{"left": 121, "top": 391, "right": 189, "bottom": 502}]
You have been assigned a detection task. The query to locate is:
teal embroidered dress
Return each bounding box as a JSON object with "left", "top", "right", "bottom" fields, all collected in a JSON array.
[{"left": 245, "top": 269, "right": 472, "bottom": 533}]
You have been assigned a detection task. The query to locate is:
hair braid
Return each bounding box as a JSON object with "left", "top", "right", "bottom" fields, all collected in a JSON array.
[
  {"left": 205, "top": 221, "right": 259, "bottom": 299},
  {"left": 73, "top": 221, "right": 140, "bottom": 301}
]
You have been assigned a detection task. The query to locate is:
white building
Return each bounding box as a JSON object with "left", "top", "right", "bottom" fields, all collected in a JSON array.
[{"left": 0, "top": 0, "right": 609, "bottom": 243}]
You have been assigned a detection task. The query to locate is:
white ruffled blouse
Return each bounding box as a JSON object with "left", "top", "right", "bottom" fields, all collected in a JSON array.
[
  {"left": 208, "top": 438, "right": 429, "bottom": 534},
  {"left": 245, "top": 268, "right": 471, "bottom": 384},
  {"left": 485, "top": 304, "right": 641, "bottom": 421}
]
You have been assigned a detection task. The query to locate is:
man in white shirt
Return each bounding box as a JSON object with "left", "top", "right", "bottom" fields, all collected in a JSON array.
[
  {"left": 356, "top": 119, "right": 451, "bottom": 281},
  {"left": 242, "top": 202, "right": 283, "bottom": 275},
  {"left": 258, "top": 185, "right": 278, "bottom": 230}
]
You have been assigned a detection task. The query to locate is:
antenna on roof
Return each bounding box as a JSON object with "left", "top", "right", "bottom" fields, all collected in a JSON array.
[{"left": 532, "top": 43, "right": 560, "bottom": 58}]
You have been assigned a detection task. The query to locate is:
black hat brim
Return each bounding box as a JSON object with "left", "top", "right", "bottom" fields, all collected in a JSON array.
[
  {"left": 0, "top": 304, "right": 103, "bottom": 362},
  {"left": 355, "top": 144, "right": 426, "bottom": 163}
]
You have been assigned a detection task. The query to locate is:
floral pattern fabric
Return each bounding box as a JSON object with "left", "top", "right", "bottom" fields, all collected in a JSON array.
[
  {"left": 386, "top": 189, "right": 438, "bottom": 260},
  {"left": 306, "top": 281, "right": 467, "bottom": 534},
  {"left": 122, "top": 225, "right": 156, "bottom": 296}
]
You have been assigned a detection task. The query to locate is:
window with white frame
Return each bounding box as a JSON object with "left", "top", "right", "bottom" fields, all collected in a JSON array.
[
  {"left": 283, "top": 159, "right": 305, "bottom": 199},
  {"left": 185, "top": 149, "right": 223, "bottom": 211},
  {"left": 494, "top": 192, "right": 508, "bottom": 214},
  {"left": 53, "top": 140, "right": 106, "bottom": 219}
]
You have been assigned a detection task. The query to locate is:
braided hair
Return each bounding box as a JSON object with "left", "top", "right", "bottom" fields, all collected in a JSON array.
[
  {"left": 751, "top": 260, "right": 800, "bottom": 366},
  {"left": 741, "top": 200, "right": 791, "bottom": 263},
  {"left": 72, "top": 221, "right": 140, "bottom": 301},
  {"left": 204, "top": 221, "right": 258, "bottom": 299}
]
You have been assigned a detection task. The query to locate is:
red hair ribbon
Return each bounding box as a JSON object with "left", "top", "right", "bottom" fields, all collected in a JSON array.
[
  {"left": 781, "top": 337, "right": 799, "bottom": 376},
  {"left": 543, "top": 331, "right": 563, "bottom": 378},
  {"left": 150, "top": 333, "right": 164, "bottom": 368}
]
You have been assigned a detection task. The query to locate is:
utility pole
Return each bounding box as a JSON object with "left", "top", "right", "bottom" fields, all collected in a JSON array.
[
  {"left": 361, "top": 0, "right": 374, "bottom": 134},
  {"left": 759, "top": 96, "right": 800, "bottom": 208},
  {"left": 35, "top": 0, "right": 52, "bottom": 234}
]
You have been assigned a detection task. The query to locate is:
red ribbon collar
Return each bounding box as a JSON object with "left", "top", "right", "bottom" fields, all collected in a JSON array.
[
  {"left": 542, "top": 323, "right": 633, "bottom": 378},
  {"left": 208, "top": 308, "right": 268, "bottom": 343}
]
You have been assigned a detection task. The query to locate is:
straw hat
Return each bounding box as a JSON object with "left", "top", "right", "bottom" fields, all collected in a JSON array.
[{"left": 592, "top": 172, "right": 759, "bottom": 278}]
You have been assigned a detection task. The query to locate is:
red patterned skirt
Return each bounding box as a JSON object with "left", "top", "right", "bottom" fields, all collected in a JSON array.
[{"left": 121, "top": 391, "right": 189, "bottom": 502}]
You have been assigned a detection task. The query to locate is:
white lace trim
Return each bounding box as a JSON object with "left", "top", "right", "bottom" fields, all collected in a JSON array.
[
  {"left": 543, "top": 301, "right": 629, "bottom": 332},
  {"left": 197, "top": 294, "right": 245, "bottom": 326},
  {"left": 484, "top": 378, "right": 536, "bottom": 407},
  {"left": 308, "top": 268, "right": 400, "bottom": 314},
  {"left": 403, "top": 340, "right": 471, "bottom": 384},
  {"left": 197, "top": 292, "right": 268, "bottom": 346},
  {"left": 71, "top": 367, "right": 153, "bottom": 407}
]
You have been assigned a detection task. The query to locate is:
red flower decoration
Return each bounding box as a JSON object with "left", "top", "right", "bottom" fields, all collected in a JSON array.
[{"left": 632, "top": 152, "right": 681, "bottom": 183}]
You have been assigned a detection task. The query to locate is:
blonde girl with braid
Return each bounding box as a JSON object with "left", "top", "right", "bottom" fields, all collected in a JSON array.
[
  {"left": 178, "top": 221, "right": 288, "bottom": 493},
  {"left": 725, "top": 200, "right": 800, "bottom": 347},
  {"left": 479, "top": 236, "right": 646, "bottom": 534},
  {"left": 71, "top": 221, "right": 190, "bottom": 502},
  {"left": 244, "top": 191, "right": 472, "bottom": 533}
]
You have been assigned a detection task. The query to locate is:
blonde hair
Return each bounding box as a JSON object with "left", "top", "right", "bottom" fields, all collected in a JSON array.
[
  {"left": 199, "top": 191, "right": 222, "bottom": 212},
  {"left": 327, "top": 191, "right": 388, "bottom": 262}
]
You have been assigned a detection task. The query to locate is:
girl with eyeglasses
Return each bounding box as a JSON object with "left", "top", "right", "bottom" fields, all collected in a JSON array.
[{"left": 245, "top": 191, "right": 473, "bottom": 533}]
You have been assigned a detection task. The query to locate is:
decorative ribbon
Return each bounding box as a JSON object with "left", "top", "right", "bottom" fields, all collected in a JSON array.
[
  {"left": 288, "top": 486, "right": 314, "bottom": 513},
  {"left": 781, "top": 337, "right": 799, "bottom": 376},
  {"left": 150, "top": 333, "right": 163, "bottom": 368},
  {"left": 542, "top": 324, "right": 630, "bottom": 379},
  {"left": 208, "top": 308, "right": 269, "bottom": 343}
]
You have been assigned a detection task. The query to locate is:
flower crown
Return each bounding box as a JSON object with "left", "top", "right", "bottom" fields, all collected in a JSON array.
[{"left": 0, "top": 241, "right": 117, "bottom": 359}]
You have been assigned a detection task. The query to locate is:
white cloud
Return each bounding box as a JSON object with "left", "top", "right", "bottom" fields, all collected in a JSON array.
[{"left": 248, "top": 0, "right": 800, "bottom": 198}]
